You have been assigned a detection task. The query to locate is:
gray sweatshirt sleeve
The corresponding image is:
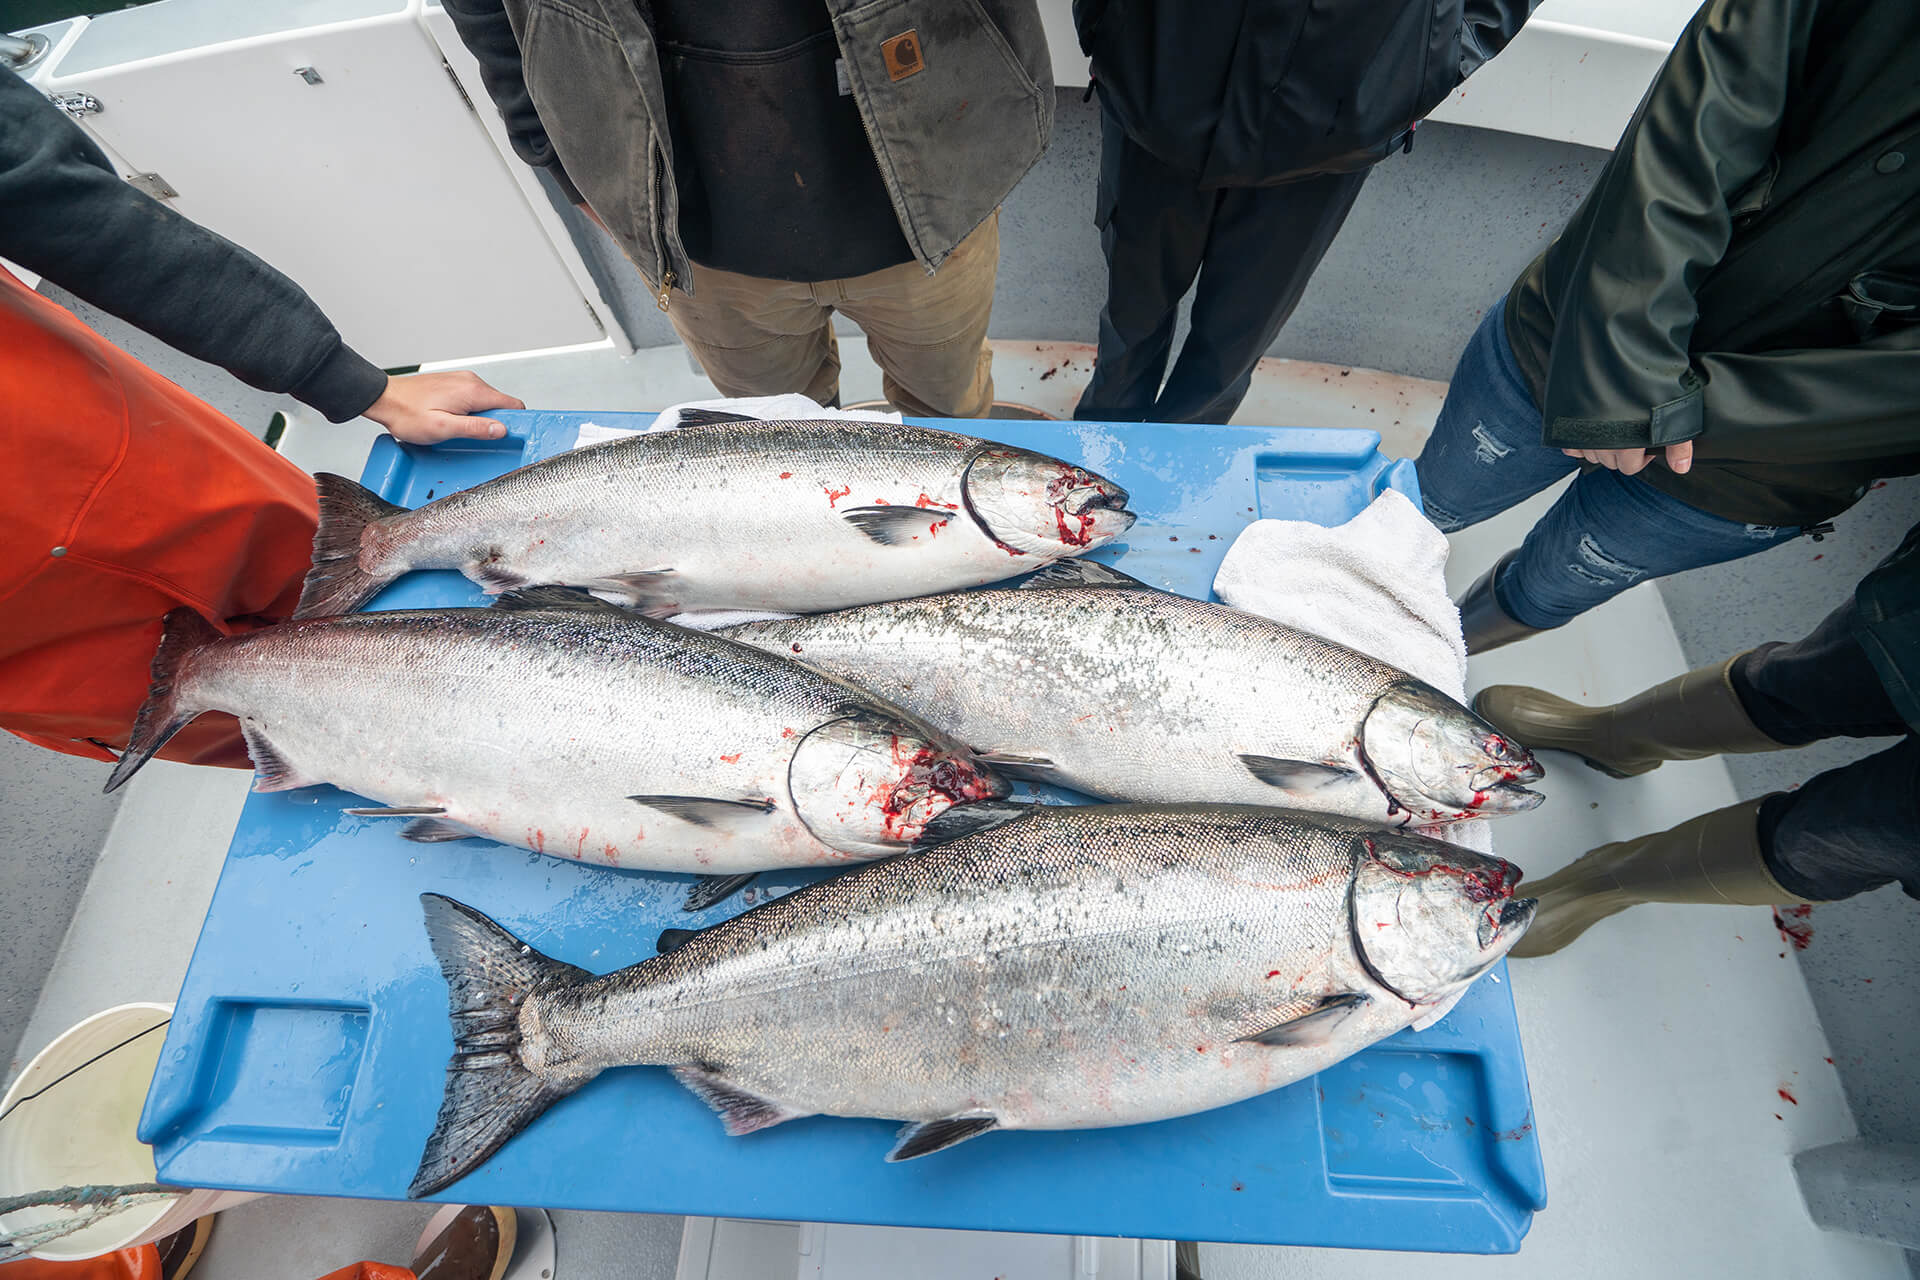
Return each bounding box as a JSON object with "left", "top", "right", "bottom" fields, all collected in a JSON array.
[{"left": 0, "top": 66, "right": 388, "bottom": 423}]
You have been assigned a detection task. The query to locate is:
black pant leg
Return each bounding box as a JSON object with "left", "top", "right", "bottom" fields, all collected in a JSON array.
[
  {"left": 1760, "top": 734, "right": 1920, "bottom": 900},
  {"left": 1073, "top": 110, "right": 1216, "bottom": 421},
  {"left": 1151, "top": 168, "right": 1370, "bottom": 424},
  {"left": 1731, "top": 595, "right": 1909, "bottom": 745}
]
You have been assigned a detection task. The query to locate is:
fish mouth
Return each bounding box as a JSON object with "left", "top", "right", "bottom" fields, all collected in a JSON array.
[
  {"left": 1470, "top": 780, "right": 1546, "bottom": 814},
  {"left": 1479, "top": 896, "right": 1538, "bottom": 950},
  {"left": 1063, "top": 484, "right": 1133, "bottom": 518}
]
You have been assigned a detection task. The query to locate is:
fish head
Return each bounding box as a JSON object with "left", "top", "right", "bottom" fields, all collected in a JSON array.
[
  {"left": 1360, "top": 680, "right": 1544, "bottom": 823},
  {"left": 962, "top": 447, "right": 1136, "bottom": 556},
  {"left": 789, "top": 711, "right": 1009, "bottom": 857},
  {"left": 1350, "top": 831, "right": 1536, "bottom": 1005}
]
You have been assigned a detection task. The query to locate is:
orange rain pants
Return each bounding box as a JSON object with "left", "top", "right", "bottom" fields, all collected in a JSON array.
[
  {"left": 2, "top": 1247, "right": 412, "bottom": 1280},
  {"left": 0, "top": 266, "right": 318, "bottom": 771}
]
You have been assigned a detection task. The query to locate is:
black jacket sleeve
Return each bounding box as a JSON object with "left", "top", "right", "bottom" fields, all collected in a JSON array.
[
  {"left": 1686, "top": 326, "right": 1920, "bottom": 463},
  {"left": 442, "top": 0, "right": 583, "bottom": 203},
  {"left": 1538, "top": 0, "right": 1821, "bottom": 451},
  {"left": 0, "top": 67, "right": 387, "bottom": 423}
]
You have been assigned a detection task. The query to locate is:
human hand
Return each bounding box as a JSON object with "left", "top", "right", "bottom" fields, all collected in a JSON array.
[
  {"left": 1560, "top": 441, "right": 1694, "bottom": 476},
  {"left": 362, "top": 371, "right": 526, "bottom": 445}
]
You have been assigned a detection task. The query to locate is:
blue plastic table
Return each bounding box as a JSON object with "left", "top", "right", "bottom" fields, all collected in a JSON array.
[{"left": 139, "top": 413, "right": 1546, "bottom": 1251}]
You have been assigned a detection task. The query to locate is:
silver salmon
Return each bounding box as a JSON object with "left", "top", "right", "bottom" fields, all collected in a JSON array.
[
  {"left": 722, "top": 561, "right": 1544, "bottom": 826},
  {"left": 408, "top": 802, "right": 1534, "bottom": 1195},
  {"left": 103, "top": 590, "right": 1004, "bottom": 881},
  {"left": 295, "top": 413, "right": 1135, "bottom": 619}
]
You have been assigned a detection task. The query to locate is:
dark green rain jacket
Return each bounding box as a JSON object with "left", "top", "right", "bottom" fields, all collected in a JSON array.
[{"left": 1504, "top": 0, "right": 1920, "bottom": 531}]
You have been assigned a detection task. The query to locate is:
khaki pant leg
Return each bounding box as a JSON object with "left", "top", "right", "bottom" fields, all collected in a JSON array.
[
  {"left": 835, "top": 211, "right": 998, "bottom": 418},
  {"left": 653, "top": 262, "right": 841, "bottom": 406}
]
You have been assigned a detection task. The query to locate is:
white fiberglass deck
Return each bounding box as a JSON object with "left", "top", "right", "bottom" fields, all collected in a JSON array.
[{"left": 9, "top": 343, "right": 1904, "bottom": 1279}]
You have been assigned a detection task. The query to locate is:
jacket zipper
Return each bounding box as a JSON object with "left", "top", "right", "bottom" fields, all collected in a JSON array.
[{"left": 651, "top": 139, "right": 675, "bottom": 311}]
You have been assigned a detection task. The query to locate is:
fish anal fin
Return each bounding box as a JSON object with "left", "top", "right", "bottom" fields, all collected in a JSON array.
[
  {"left": 242, "top": 722, "right": 324, "bottom": 793},
  {"left": 910, "top": 799, "right": 1038, "bottom": 852},
  {"left": 684, "top": 873, "right": 758, "bottom": 912},
  {"left": 583, "top": 569, "right": 679, "bottom": 619},
  {"left": 1017, "top": 560, "right": 1151, "bottom": 590},
  {"left": 1237, "top": 993, "right": 1371, "bottom": 1048},
  {"left": 492, "top": 586, "right": 631, "bottom": 615},
  {"left": 886, "top": 1113, "right": 999, "bottom": 1162},
  {"left": 841, "top": 506, "right": 953, "bottom": 546},
  {"left": 673, "top": 408, "right": 756, "bottom": 428},
  {"left": 630, "top": 795, "right": 777, "bottom": 828},
  {"left": 671, "top": 1065, "right": 809, "bottom": 1136},
  {"left": 1237, "top": 754, "right": 1361, "bottom": 792},
  {"left": 469, "top": 554, "right": 531, "bottom": 596},
  {"left": 402, "top": 816, "right": 479, "bottom": 843}
]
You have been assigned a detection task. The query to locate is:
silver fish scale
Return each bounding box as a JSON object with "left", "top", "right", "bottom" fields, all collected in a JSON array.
[
  {"left": 536, "top": 805, "right": 1407, "bottom": 1132},
  {"left": 382, "top": 420, "right": 1017, "bottom": 614},
  {"left": 735, "top": 586, "right": 1404, "bottom": 807},
  {"left": 178, "top": 609, "right": 914, "bottom": 872}
]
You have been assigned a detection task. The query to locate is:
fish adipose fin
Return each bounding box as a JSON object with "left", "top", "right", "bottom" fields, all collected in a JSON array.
[
  {"left": 683, "top": 873, "right": 758, "bottom": 912},
  {"left": 671, "top": 1065, "right": 810, "bottom": 1136},
  {"left": 840, "top": 506, "right": 953, "bottom": 546},
  {"left": 242, "top": 722, "right": 324, "bottom": 792},
  {"left": 972, "top": 749, "right": 1058, "bottom": 780},
  {"left": 673, "top": 408, "right": 756, "bottom": 427},
  {"left": 910, "top": 798, "right": 1039, "bottom": 852},
  {"left": 410, "top": 894, "right": 595, "bottom": 1198},
  {"left": 1237, "top": 993, "right": 1371, "bottom": 1048},
  {"left": 886, "top": 1113, "right": 1000, "bottom": 1162},
  {"left": 491, "top": 585, "right": 631, "bottom": 615},
  {"left": 295, "top": 474, "right": 408, "bottom": 619},
  {"left": 1237, "top": 755, "right": 1361, "bottom": 791},
  {"left": 103, "top": 608, "right": 221, "bottom": 794},
  {"left": 1016, "top": 559, "right": 1152, "bottom": 590},
  {"left": 582, "top": 569, "right": 680, "bottom": 619},
  {"left": 629, "top": 795, "right": 778, "bottom": 828},
  {"left": 656, "top": 927, "right": 703, "bottom": 954}
]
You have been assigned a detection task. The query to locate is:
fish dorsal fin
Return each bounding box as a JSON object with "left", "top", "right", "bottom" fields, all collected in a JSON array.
[
  {"left": 243, "top": 723, "right": 324, "bottom": 793},
  {"left": 673, "top": 408, "right": 756, "bottom": 428},
  {"left": 910, "top": 798, "right": 1039, "bottom": 852},
  {"left": 1237, "top": 993, "right": 1371, "bottom": 1047},
  {"left": 683, "top": 873, "right": 758, "bottom": 912},
  {"left": 671, "top": 1064, "right": 810, "bottom": 1135},
  {"left": 840, "top": 506, "right": 954, "bottom": 546},
  {"left": 492, "top": 585, "right": 631, "bottom": 614},
  {"left": 1016, "top": 559, "right": 1152, "bottom": 590},
  {"left": 886, "top": 1113, "right": 1000, "bottom": 1161},
  {"left": 1237, "top": 755, "right": 1361, "bottom": 791},
  {"left": 630, "top": 795, "right": 778, "bottom": 828}
]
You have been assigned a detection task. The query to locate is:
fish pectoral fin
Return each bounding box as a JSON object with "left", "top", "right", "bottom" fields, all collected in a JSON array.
[
  {"left": 674, "top": 408, "right": 756, "bottom": 427},
  {"left": 840, "top": 506, "right": 953, "bottom": 546},
  {"left": 910, "top": 798, "right": 1040, "bottom": 852},
  {"left": 629, "top": 795, "right": 778, "bottom": 828},
  {"left": 1016, "top": 559, "right": 1152, "bottom": 590},
  {"left": 400, "top": 816, "right": 480, "bottom": 843},
  {"left": 491, "top": 585, "right": 631, "bottom": 615},
  {"left": 585, "top": 569, "right": 680, "bottom": 619},
  {"left": 886, "top": 1113, "right": 1000, "bottom": 1162},
  {"left": 1237, "top": 993, "right": 1372, "bottom": 1048},
  {"left": 671, "top": 1065, "right": 810, "bottom": 1136},
  {"left": 1237, "top": 755, "right": 1362, "bottom": 792},
  {"left": 683, "top": 873, "right": 758, "bottom": 912},
  {"left": 241, "top": 723, "right": 324, "bottom": 793},
  {"left": 972, "top": 749, "right": 1058, "bottom": 780}
]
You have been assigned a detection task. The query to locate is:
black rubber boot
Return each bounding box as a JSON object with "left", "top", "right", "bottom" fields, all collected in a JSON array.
[{"left": 1455, "top": 552, "right": 1543, "bottom": 655}]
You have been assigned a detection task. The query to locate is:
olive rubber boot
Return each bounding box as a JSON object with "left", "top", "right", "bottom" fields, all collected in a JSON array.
[
  {"left": 412, "top": 1206, "right": 518, "bottom": 1280},
  {"left": 1510, "top": 798, "right": 1816, "bottom": 957},
  {"left": 1455, "top": 552, "right": 1543, "bottom": 654},
  {"left": 1474, "top": 653, "right": 1786, "bottom": 778}
]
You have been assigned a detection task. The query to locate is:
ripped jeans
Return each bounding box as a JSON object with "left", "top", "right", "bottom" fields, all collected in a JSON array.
[{"left": 1415, "top": 301, "right": 1800, "bottom": 629}]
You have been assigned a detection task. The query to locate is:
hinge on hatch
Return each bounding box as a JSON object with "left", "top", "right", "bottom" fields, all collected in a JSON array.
[
  {"left": 441, "top": 60, "right": 476, "bottom": 114},
  {"left": 125, "top": 172, "right": 179, "bottom": 201},
  {"left": 48, "top": 91, "right": 102, "bottom": 119}
]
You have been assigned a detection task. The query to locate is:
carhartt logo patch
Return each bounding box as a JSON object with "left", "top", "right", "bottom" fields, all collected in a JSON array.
[{"left": 882, "top": 30, "right": 924, "bottom": 81}]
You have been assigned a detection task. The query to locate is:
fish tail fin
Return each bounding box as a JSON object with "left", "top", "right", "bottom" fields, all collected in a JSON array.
[
  {"left": 294, "top": 473, "right": 408, "bottom": 619},
  {"left": 103, "top": 608, "right": 219, "bottom": 794},
  {"left": 409, "top": 894, "right": 594, "bottom": 1198}
]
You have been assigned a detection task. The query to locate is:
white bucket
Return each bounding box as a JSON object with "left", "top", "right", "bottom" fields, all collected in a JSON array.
[{"left": 0, "top": 1004, "right": 259, "bottom": 1261}]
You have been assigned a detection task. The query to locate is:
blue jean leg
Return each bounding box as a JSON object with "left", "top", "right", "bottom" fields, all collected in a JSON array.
[
  {"left": 1414, "top": 302, "right": 1577, "bottom": 533},
  {"left": 1498, "top": 462, "right": 1802, "bottom": 629}
]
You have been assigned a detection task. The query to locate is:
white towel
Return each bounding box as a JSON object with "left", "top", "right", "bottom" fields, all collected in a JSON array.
[
  {"left": 567, "top": 395, "right": 898, "bottom": 627},
  {"left": 1212, "top": 488, "right": 1493, "bottom": 857}
]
